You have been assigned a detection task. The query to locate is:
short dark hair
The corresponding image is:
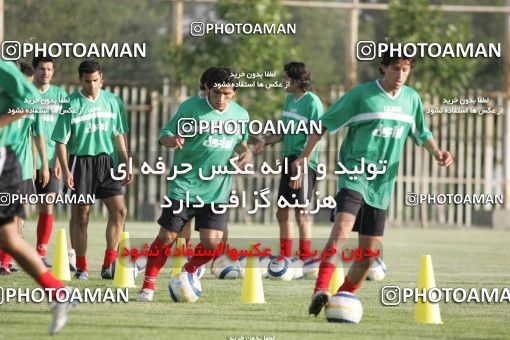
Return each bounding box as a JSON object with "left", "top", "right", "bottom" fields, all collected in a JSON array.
[
  {"left": 284, "top": 61, "right": 312, "bottom": 91},
  {"left": 200, "top": 67, "right": 218, "bottom": 91},
  {"left": 18, "top": 61, "right": 34, "bottom": 77},
  {"left": 205, "top": 67, "right": 237, "bottom": 91},
  {"left": 379, "top": 50, "right": 416, "bottom": 75},
  {"left": 32, "top": 56, "right": 54, "bottom": 69},
  {"left": 78, "top": 60, "right": 102, "bottom": 79}
]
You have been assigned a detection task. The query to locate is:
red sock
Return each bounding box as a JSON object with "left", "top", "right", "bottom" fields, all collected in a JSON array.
[
  {"left": 183, "top": 243, "right": 214, "bottom": 273},
  {"left": 0, "top": 251, "right": 12, "bottom": 269},
  {"left": 36, "top": 213, "right": 53, "bottom": 256},
  {"left": 280, "top": 238, "right": 292, "bottom": 258},
  {"left": 103, "top": 249, "right": 117, "bottom": 268},
  {"left": 36, "top": 270, "right": 64, "bottom": 299},
  {"left": 299, "top": 239, "right": 312, "bottom": 261},
  {"left": 76, "top": 256, "right": 88, "bottom": 272},
  {"left": 337, "top": 276, "right": 362, "bottom": 294},
  {"left": 142, "top": 237, "right": 170, "bottom": 290},
  {"left": 314, "top": 261, "right": 335, "bottom": 293}
]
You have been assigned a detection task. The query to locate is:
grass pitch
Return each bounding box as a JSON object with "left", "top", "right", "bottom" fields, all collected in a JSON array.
[{"left": 1, "top": 220, "right": 509, "bottom": 339}]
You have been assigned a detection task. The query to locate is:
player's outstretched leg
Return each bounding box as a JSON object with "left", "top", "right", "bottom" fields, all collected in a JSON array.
[
  {"left": 137, "top": 228, "right": 177, "bottom": 302},
  {"left": 0, "top": 219, "right": 75, "bottom": 335},
  {"left": 309, "top": 212, "right": 356, "bottom": 316},
  {"left": 337, "top": 235, "right": 382, "bottom": 294}
]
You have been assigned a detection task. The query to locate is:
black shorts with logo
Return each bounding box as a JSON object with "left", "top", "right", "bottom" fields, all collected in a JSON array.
[
  {"left": 0, "top": 147, "right": 25, "bottom": 224},
  {"left": 35, "top": 170, "right": 59, "bottom": 194},
  {"left": 330, "top": 188, "right": 387, "bottom": 236},
  {"left": 277, "top": 155, "right": 317, "bottom": 206},
  {"left": 158, "top": 198, "right": 227, "bottom": 234},
  {"left": 66, "top": 153, "right": 123, "bottom": 201}
]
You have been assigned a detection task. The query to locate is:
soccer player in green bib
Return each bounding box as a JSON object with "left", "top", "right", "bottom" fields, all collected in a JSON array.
[
  {"left": 0, "top": 59, "right": 74, "bottom": 334},
  {"left": 291, "top": 52, "right": 453, "bottom": 317},
  {"left": 31, "top": 57, "right": 69, "bottom": 268},
  {"left": 137, "top": 67, "right": 252, "bottom": 302},
  {"left": 1, "top": 62, "right": 50, "bottom": 274},
  {"left": 254, "top": 62, "right": 323, "bottom": 261},
  {"left": 52, "top": 60, "right": 132, "bottom": 280}
]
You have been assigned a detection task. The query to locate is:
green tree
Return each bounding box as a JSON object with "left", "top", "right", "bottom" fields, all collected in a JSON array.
[
  {"left": 169, "top": 0, "right": 298, "bottom": 120},
  {"left": 5, "top": 0, "right": 171, "bottom": 86},
  {"left": 387, "top": 0, "right": 477, "bottom": 96}
]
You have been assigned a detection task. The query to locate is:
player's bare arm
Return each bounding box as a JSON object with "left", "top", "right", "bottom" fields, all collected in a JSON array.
[
  {"left": 290, "top": 128, "right": 327, "bottom": 189},
  {"left": 114, "top": 134, "right": 133, "bottom": 185},
  {"left": 159, "top": 135, "right": 185, "bottom": 149},
  {"left": 0, "top": 110, "right": 27, "bottom": 127},
  {"left": 253, "top": 133, "right": 283, "bottom": 155},
  {"left": 234, "top": 141, "right": 252, "bottom": 170},
  {"left": 55, "top": 142, "right": 74, "bottom": 190},
  {"left": 423, "top": 138, "right": 454, "bottom": 167},
  {"left": 34, "top": 134, "right": 50, "bottom": 187}
]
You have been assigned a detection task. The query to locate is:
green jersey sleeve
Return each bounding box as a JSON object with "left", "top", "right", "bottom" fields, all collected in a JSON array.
[
  {"left": 115, "top": 95, "right": 129, "bottom": 134},
  {"left": 51, "top": 104, "right": 71, "bottom": 144},
  {"left": 320, "top": 90, "right": 358, "bottom": 134},
  {"left": 408, "top": 96, "right": 433, "bottom": 146}
]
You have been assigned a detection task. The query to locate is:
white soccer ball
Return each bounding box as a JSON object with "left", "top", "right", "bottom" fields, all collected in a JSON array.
[
  {"left": 303, "top": 259, "right": 321, "bottom": 280},
  {"left": 196, "top": 265, "right": 205, "bottom": 279},
  {"left": 211, "top": 255, "right": 241, "bottom": 279},
  {"left": 258, "top": 256, "right": 270, "bottom": 278},
  {"left": 267, "top": 257, "right": 294, "bottom": 281},
  {"left": 325, "top": 292, "right": 363, "bottom": 324},
  {"left": 134, "top": 256, "right": 147, "bottom": 272},
  {"left": 111, "top": 259, "right": 139, "bottom": 279},
  {"left": 290, "top": 257, "right": 304, "bottom": 280},
  {"left": 239, "top": 256, "right": 270, "bottom": 278},
  {"left": 168, "top": 271, "right": 202, "bottom": 303},
  {"left": 366, "top": 258, "right": 387, "bottom": 281}
]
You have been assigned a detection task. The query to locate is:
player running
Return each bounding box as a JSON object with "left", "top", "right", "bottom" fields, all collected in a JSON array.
[
  {"left": 137, "top": 67, "right": 252, "bottom": 302},
  {"left": 254, "top": 62, "right": 323, "bottom": 261},
  {"left": 31, "top": 57, "right": 69, "bottom": 268},
  {"left": 0, "top": 59, "right": 74, "bottom": 335},
  {"left": 290, "top": 52, "right": 453, "bottom": 316},
  {"left": 52, "top": 60, "right": 133, "bottom": 280}
]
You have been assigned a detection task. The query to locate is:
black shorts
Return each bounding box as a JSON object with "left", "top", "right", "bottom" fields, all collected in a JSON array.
[
  {"left": 0, "top": 147, "right": 25, "bottom": 224},
  {"left": 277, "top": 155, "right": 317, "bottom": 206},
  {"left": 67, "top": 154, "right": 123, "bottom": 201},
  {"left": 35, "top": 170, "right": 59, "bottom": 194},
  {"left": 330, "top": 188, "right": 387, "bottom": 236},
  {"left": 19, "top": 179, "right": 36, "bottom": 195},
  {"left": 158, "top": 199, "right": 227, "bottom": 233}
]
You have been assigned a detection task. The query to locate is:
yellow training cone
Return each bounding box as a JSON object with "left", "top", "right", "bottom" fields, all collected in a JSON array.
[
  {"left": 113, "top": 231, "right": 136, "bottom": 288},
  {"left": 241, "top": 244, "right": 265, "bottom": 304},
  {"left": 51, "top": 228, "right": 71, "bottom": 281},
  {"left": 415, "top": 255, "right": 442, "bottom": 324},
  {"left": 171, "top": 238, "right": 186, "bottom": 277},
  {"left": 329, "top": 266, "right": 344, "bottom": 295}
]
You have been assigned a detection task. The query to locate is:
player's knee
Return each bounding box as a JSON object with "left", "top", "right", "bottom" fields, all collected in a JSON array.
[
  {"left": 157, "top": 228, "right": 176, "bottom": 245},
  {"left": 201, "top": 238, "right": 219, "bottom": 250},
  {"left": 75, "top": 209, "right": 90, "bottom": 227},
  {"left": 294, "top": 210, "right": 309, "bottom": 224},
  {"left": 113, "top": 205, "right": 127, "bottom": 221},
  {"left": 276, "top": 208, "right": 289, "bottom": 223}
]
